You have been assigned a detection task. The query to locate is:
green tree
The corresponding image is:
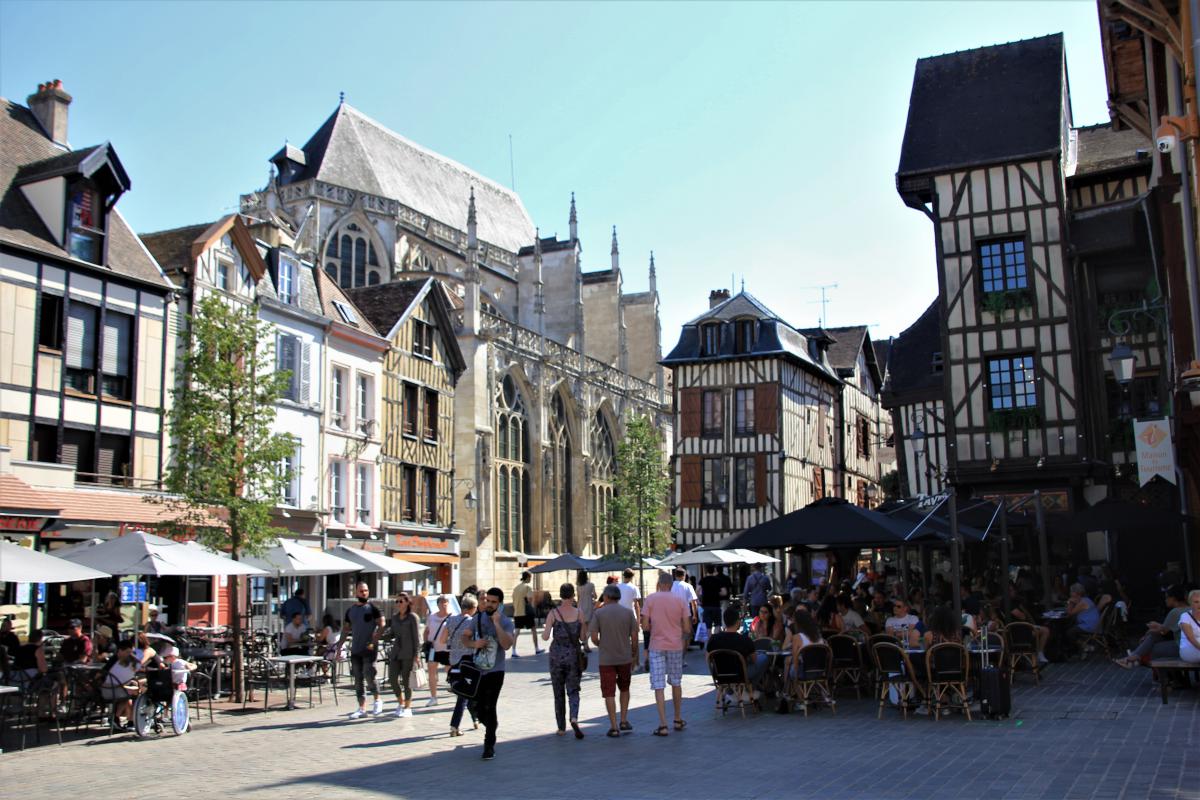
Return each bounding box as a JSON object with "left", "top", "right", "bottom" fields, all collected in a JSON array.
[
  {"left": 606, "top": 413, "right": 673, "bottom": 594},
  {"left": 158, "top": 294, "right": 296, "bottom": 701}
]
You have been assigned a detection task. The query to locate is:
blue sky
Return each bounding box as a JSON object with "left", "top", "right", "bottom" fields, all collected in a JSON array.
[{"left": 0, "top": 1, "right": 1108, "bottom": 344}]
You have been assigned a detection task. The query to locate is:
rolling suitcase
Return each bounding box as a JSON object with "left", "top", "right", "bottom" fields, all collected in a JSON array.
[{"left": 977, "top": 636, "right": 1011, "bottom": 719}]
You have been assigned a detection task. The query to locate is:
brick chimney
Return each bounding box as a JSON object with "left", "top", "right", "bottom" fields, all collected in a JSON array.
[
  {"left": 27, "top": 79, "right": 72, "bottom": 146},
  {"left": 709, "top": 288, "right": 730, "bottom": 309}
]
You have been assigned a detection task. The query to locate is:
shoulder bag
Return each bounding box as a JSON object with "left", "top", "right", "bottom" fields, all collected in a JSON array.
[
  {"left": 447, "top": 616, "right": 484, "bottom": 699},
  {"left": 474, "top": 611, "right": 499, "bottom": 670},
  {"left": 422, "top": 615, "right": 449, "bottom": 662}
]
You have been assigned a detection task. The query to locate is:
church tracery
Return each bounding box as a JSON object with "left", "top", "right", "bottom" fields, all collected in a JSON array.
[
  {"left": 494, "top": 374, "right": 529, "bottom": 552},
  {"left": 324, "top": 221, "right": 383, "bottom": 288},
  {"left": 589, "top": 410, "right": 616, "bottom": 554},
  {"left": 547, "top": 390, "right": 572, "bottom": 554}
]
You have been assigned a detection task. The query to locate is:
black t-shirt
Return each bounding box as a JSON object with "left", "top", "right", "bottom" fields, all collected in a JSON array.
[
  {"left": 706, "top": 630, "right": 755, "bottom": 660},
  {"left": 699, "top": 575, "right": 732, "bottom": 607}
]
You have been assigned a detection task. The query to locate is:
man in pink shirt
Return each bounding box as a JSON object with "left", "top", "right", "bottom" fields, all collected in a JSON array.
[{"left": 640, "top": 571, "right": 692, "bottom": 736}]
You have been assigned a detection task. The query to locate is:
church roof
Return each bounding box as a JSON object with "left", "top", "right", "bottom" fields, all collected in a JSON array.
[
  {"left": 897, "top": 34, "right": 1066, "bottom": 177},
  {"left": 882, "top": 299, "right": 944, "bottom": 404},
  {"left": 0, "top": 98, "right": 171, "bottom": 290},
  {"left": 290, "top": 103, "right": 536, "bottom": 253}
]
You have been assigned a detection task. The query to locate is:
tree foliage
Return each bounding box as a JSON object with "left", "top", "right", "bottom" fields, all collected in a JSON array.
[
  {"left": 158, "top": 294, "right": 295, "bottom": 699},
  {"left": 606, "top": 413, "right": 672, "bottom": 561}
]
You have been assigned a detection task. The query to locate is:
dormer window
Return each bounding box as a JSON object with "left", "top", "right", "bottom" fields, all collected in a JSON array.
[
  {"left": 734, "top": 319, "right": 756, "bottom": 354},
  {"left": 701, "top": 323, "right": 721, "bottom": 356},
  {"left": 67, "top": 182, "right": 105, "bottom": 263},
  {"left": 277, "top": 255, "right": 297, "bottom": 305}
]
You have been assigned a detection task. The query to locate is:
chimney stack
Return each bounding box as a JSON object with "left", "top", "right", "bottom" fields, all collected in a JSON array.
[
  {"left": 709, "top": 288, "right": 730, "bottom": 309},
  {"left": 27, "top": 79, "right": 72, "bottom": 146}
]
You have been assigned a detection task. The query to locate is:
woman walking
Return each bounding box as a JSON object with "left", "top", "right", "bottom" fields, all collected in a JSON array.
[
  {"left": 438, "top": 593, "right": 479, "bottom": 736},
  {"left": 423, "top": 595, "right": 451, "bottom": 707},
  {"left": 542, "top": 583, "right": 587, "bottom": 738},
  {"left": 386, "top": 593, "right": 421, "bottom": 718},
  {"left": 577, "top": 570, "right": 596, "bottom": 653}
]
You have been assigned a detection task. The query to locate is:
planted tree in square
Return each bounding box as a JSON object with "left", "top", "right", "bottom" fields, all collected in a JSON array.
[{"left": 606, "top": 412, "right": 673, "bottom": 595}]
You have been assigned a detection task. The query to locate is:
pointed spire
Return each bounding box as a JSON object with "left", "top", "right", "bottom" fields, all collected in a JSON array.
[
  {"left": 649, "top": 250, "right": 657, "bottom": 295},
  {"left": 338, "top": 90, "right": 345, "bottom": 105},
  {"left": 610, "top": 225, "right": 619, "bottom": 271},
  {"left": 568, "top": 192, "right": 578, "bottom": 241},
  {"left": 466, "top": 186, "right": 477, "bottom": 250},
  {"left": 533, "top": 227, "right": 543, "bottom": 268}
]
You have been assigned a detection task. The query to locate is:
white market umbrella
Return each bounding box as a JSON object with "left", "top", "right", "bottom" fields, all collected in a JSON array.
[
  {"left": 56, "top": 531, "right": 266, "bottom": 577},
  {"left": 328, "top": 545, "right": 429, "bottom": 575},
  {"left": 243, "top": 538, "right": 360, "bottom": 577},
  {"left": 0, "top": 540, "right": 110, "bottom": 583},
  {"left": 657, "top": 548, "right": 780, "bottom": 567}
]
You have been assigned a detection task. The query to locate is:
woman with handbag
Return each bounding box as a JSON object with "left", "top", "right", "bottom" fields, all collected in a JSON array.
[
  {"left": 438, "top": 593, "right": 479, "bottom": 736},
  {"left": 423, "top": 595, "right": 451, "bottom": 707},
  {"left": 542, "top": 583, "right": 588, "bottom": 739},
  {"left": 386, "top": 593, "right": 421, "bottom": 718}
]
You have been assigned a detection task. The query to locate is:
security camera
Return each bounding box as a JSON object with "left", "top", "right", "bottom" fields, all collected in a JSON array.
[{"left": 1157, "top": 134, "right": 1177, "bottom": 154}]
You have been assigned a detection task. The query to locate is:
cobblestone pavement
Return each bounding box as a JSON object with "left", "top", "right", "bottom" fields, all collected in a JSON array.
[{"left": 2, "top": 653, "right": 1197, "bottom": 800}]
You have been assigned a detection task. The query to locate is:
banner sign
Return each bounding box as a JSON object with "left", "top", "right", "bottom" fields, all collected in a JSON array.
[
  {"left": 119, "top": 581, "right": 148, "bottom": 603},
  {"left": 1134, "top": 417, "right": 1175, "bottom": 486}
]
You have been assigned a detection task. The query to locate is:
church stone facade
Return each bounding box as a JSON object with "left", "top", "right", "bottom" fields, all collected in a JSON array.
[{"left": 239, "top": 101, "right": 671, "bottom": 590}]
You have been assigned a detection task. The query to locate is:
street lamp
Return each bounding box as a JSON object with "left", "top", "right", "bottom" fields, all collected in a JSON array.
[{"left": 1109, "top": 342, "right": 1137, "bottom": 385}]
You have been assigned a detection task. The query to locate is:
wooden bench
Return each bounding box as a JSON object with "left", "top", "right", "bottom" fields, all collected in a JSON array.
[{"left": 1148, "top": 658, "right": 1200, "bottom": 705}]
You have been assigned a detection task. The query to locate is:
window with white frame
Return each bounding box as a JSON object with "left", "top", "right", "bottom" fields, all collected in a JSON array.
[
  {"left": 216, "top": 260, "right": 231, "bottom": 291},
  {"left": 277, "top": 255, "right": 298, "bottom": 305},
  {"left": 331, "top": 367, "right": 347, "bottom": 428},
  {"left": 357, "top": 374, "right": 374, "bottom": 435},
  {"left": 280, "top": 448, "right": 299, "bottom": 506},
  {"left": 276, "top": 333, "right": 308, "bottom": 403},
  {"left": 356, "top": 464, "right": 371, "bottom": 525},
  {"left": 330, "top": 461, "right": 346, "bottom": 523}
]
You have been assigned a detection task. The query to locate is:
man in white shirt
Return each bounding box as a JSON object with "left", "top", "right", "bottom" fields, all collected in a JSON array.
[
  {"left": 884, "top": 598, "right": 921, "bottom": 645},
  {"left": 617, "top": 569, "right": 641, "bottom": 616},
  {"left": 671, "top": 568, "right": 699, "bottom": 650}
]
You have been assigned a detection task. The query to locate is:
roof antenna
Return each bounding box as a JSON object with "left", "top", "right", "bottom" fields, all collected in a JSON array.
[
  {"left": 740, "top": 276, "right": 745, "bottom": 293},
  {"left": 803, "top": 283, "right": 839, "bottom": 328},
  {"left": 508, "top": 134, "right": 515, "bottom": 190}
]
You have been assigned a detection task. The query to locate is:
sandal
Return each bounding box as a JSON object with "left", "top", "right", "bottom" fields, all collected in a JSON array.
[
  {"left": 606, "top": 728, "right": 620, "bottom": 738},
  {"left": 449, "top": 728, "right": 462, "bottom": 737},
  {"left": 556, "top": 729, "right": 566, "bottom": 736},
  {"left": 619, "top": 721, "right": 633, "bottom": 732},
  {"left": 571, "top": 721, "right": 584, "bottom": 739},
  {"left": 673, "top": 719, "right": 687, "bottom": 731},
  {"left": 652, "top": 725, "right": 670, "bottom": 737}
]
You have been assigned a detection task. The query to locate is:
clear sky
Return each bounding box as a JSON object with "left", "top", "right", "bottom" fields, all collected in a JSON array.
[{"left": 0, "top": 1, "right": 1108, "bottom": 345}]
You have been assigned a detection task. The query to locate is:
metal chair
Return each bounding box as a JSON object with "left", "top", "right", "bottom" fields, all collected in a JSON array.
[
  {"left": 925, "top": 642, "right": 971, "bottom": 721},
  {"left": 789, "top": 643, "right": 836, "bottom": 717},
  {"left": 705, "top": 649, "right": 758, "bottom": 718},
  {"left": 872, "top": 641, "right": 924, "bottom": 720},
  {"left": 243, "top": 654, "right": 285, "bottom": 712},
  {"left": 828, "top": 634, "right": 866, "bottom": 699},
  {"left": 1004, "top": 622, "right": 1040, "bottom": 684}
]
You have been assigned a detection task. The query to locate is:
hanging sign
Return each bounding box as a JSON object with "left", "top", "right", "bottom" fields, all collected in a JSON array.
[{"left": 1133, "top": 417, "right": 1175, "bottom": 486}]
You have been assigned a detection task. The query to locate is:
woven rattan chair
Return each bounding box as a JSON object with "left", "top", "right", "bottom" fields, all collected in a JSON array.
[
  {"left": 828, "top": 634, "right": 866, "bottom": 699},
  {"left": 872, "top": 640, "right": 924, "bottom": 720},
  {"left": 789, "top": 643, "right": 836, "bottom": 717},
  {"left": 706, "top": 649, "right": 758, "bottom": 718},
  {"left": 925, "top": 642, "right": 971, "bottom": 721},
  {"left": 1004, "top": 622, "right": 1040, "bottom": 684}
]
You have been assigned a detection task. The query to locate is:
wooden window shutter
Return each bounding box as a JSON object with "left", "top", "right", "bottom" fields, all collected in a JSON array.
[
  {"left": 754, "top": 385, "right": 778, "bottom": 434},
  {"left": 680, "top": 456, "right": 702, "bottom": 507},
  {"left": 680, "top": 389, "right": 701, "bottom": 437},
  {"left": 755, "top": 454, "right": 767, "bottom": 507},
  {"left": 300, "top": 341, "right": 312, "bottom": 404}
]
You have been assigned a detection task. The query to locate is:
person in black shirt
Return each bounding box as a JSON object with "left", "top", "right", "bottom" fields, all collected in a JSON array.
[
  {"left": 706, "top": 607, "right": 768, "bottom": 688},
  {"left": 698, "top": 566, "right": 732, "bottom": 632}
]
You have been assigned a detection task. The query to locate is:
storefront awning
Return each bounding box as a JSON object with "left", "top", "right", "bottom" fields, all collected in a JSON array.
[{"left": 392, "top": 552, "right": 458, "bottom": 565}]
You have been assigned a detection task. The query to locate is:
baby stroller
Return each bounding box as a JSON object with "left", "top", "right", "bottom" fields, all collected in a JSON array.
[{"left": 132, "top": 668, "right": 190, "bottom": 737}]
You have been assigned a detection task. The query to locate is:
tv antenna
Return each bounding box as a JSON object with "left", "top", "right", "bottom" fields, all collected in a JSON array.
[{"left": 804, "top": 283, "right": 839, "bottom": 327}]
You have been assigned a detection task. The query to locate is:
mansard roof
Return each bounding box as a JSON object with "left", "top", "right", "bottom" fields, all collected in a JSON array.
[
  {"left": 345, "top": 277, "right": 466, "bottom": 376},
  {"left": 664, "top": 291, "right": 836, "bottom": 380},
  {"left": 897, "top": 34, "right": 1066, "bottom": 178},
  {"left": 882, "top": 299, "right": 944, "bottom": 404},
  {"left": 288, "top": 103, "right": 536, "bottom": 253},
  {"left": 0, "top": 98, "right": 171, "bottom": 290}
]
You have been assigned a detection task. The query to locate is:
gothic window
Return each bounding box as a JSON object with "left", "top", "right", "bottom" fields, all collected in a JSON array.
[
  {"left": 589, "top": 412, "right": 616, "bottom": 554},
  {"left": 494, "top": 375, "right": 529, "bottom": 552},
  {"left": 324, "top": 222, "right": 382, "bottom": 288},
  {"left": 548, "top": 392, "right": 573, "bottom": 554}
]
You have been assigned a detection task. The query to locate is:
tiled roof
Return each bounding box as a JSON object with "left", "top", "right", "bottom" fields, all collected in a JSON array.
[
  {"left": 898, "top": 34, "right": 1066, "bottom": 177},
  {"left": 1074, "top": 123, "right": 1151, "bottom": 177},
  {"left": 290, "top": 103, "right": 536, "bottom": 253},
  {"left": 883, "top": 300, "right": 944, "bottom": 402},
  {"left": 0, "top": 98, "right": 172, "bottom": 289},
  {"left": 139, "top": 221, "right": 215, "bottom": 278},
  {"left": 0, "top": 473, "right": 222, "bottom": 527},
  {"left": 313, "top": 267, "right": 382, "bottom": 337},
  {"left": 346, "top": 279, "right": 428, "bottom": 336}
]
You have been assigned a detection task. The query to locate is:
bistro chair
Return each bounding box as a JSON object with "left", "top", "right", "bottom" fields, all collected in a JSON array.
[
  {"left": 753, "top": 637, "right": 775, "bottom": 652},
  {"left": 243, "top": 654, "right": 286, "bottom": 712},
  {"left": 94, "top": 671, "right": 137, "bottom": 738},
  {"left": 925, "top": 642, "right": 971, "bottom": 721},
  {"left": 1004, "top": 622, "right": 1040, "bottom": 684},
  {"left": 1082, "top": 605, "right": 1118, "bottom": 659},
  {"left": 867, "top": 633, "right": 896, "bottom": 697},
  {"left": 706, "top": 649, "right": 758, "bottom": 718},
  {"left": 789, "top": 643, "right": 836, "bottom": 717},
  {"left": 872, "top": 641, "right": 924, "bottom": 720},
  {"left": 185, "top": 660, "right": 216, "bottom": 724},
  {"left": 828, "top": 634, "right": 866, "bottom": 699}
]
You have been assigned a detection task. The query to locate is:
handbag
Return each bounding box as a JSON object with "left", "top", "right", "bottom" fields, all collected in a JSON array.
[
  {"left": 447, "top": 654, "right": 482, "bottom": 698},
  {"left": 553, "top": 610, "right": 588, "bottom": 673},
  {"left": 422, "top": 615, "right": 450, "bottom": 662}
]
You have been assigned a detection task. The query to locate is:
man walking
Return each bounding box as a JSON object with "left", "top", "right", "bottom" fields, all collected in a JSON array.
[
  {"left": 641, "top": 571, "right": 691, "bottom": 736},
  {"left": 464, "top": 587, "right": 515, "bottom": 760},
  {"left": 511, "top": 571, "right": 541, "bottom": 657},
  {"left": 699, "top": 565, "right": 732, "bottom": 632},
  {"left": 743, "top": 563, "right": 772, "bottom": 610},
  {"left": 591, "top": 584, "right": 639, "bottom": 736},
  {"left": 343, "top": 582, "right": 384, "bottom": 719}
]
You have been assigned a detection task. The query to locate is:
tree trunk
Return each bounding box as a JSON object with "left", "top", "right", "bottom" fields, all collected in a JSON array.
[{"left": 230, "top": 571, "right": 244, "bottom": 704}]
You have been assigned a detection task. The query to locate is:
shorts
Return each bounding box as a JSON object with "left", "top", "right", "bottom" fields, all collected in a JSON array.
[
  {"left": 515, "top": 614, "right": 534, "bottom": 630},
  {"left": 648, "top": 649, "right": 684, "bottom": 691},
  {"left": 599, "top": 663, "right": 632, "bottom": 698},
  {"left": 434, "top": 650, "right": 451, "bottom": 666}
]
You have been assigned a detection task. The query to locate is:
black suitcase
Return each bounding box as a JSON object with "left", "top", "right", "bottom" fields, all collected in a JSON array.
[{"left": 978, "top": 665, "right": 1011, "bottom": 719}]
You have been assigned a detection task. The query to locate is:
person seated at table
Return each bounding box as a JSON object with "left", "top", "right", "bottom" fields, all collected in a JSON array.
[
  {"left": 750, "top": 604, "right": 776, "bottom": 641},
  {"left": 1005, "top": 587, "right": 1050, "bottom": 664},
  {"left": 60, "top": 618, "right": 93, "bottom": 664},
  {"left": 1114, "top": 585, "right": 1189, "bottom": 669},
  {"left": 0, "top": 618, "right": 19, "bottom": 654},
  {"left": 100, "top": 638, "right": 144, "bottom": 730},
  {"left": 281, "top": 612, "right": 310, "bottom": 656},
  {"left": 12, "top": 629, "right": 49, "bottom": 682},
  {"left": 816, "top": 594, "right": 843, "bottom": 634},
  {"left": 837, "top": 596, "right": 865, "bottom": 633},
  {"left": 922, "top": 604, "right": 962, "bottom": 648},
  {"left": 92, "top": 625, "right": 116, "bottom": 659},
  {"left": 1064, "top": 583, "right": 1101, "bottom": 656},
  {"left": 885, "top": 598, "right": 922, "bottom": 646},
  {"left": 316, "top": 613, "right": 342, "bottom": 660},
  {"left": 1179, "top": 589, "right": 1200, "bottom": 665},
  {"left": 783, "top": 608, "right": 824, "bottom": 682},
  {"left": 707, "top": 606, "right": 768, "bottom": 694},
  {"left": 908, "top": 588, "right": 927, "bottom": 619},
  {"left": 143, "top": 606, "right": 166, "bottom": 635},
  {"left": 133, "top": 632, "right": 159, "bottom": 667}
]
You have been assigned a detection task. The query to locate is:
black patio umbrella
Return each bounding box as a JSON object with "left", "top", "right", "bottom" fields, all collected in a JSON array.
[
  {"left": 701, "top": 497, "right": 915, "bottom": 551},
  {"left": 529, "top": 553, "right": 625, "bottom": 574},
  {"left": 1069, "top": 497, "right": 1189, "bottom": 533},
  {"left": 876, "top": 498, "right": 990, "bottom": 543}
]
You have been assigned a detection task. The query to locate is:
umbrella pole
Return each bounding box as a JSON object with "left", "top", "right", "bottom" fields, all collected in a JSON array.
[
  {"left": 1034, "top": 491, "right": 1052, "bottom": 607},
  {"left": 898, "top": 545, "right": 908, "bottom": 599},
  {"left": 949, "top": 493, "right": 962, "bottom": 628},
  {"left": 1000, "top": 505, "right": 1011, "bottom": 618},
  {"left": 919, "top": 544, "right": 930, "bottom": 608}
]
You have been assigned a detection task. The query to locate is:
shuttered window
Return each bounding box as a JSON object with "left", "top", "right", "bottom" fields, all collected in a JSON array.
[
  {"left": 754, "top": 385, "right": 778, "bottom": 435},
  {"left": 61, "top": 429, "right": 95, "bottom": 481},
  {"left": 357, "top": 464, "right": 371, "bottom": 525},
  {"left": 330, "top": 461, "right": 345, "bottom": 522},
  {"left": 680, "top": 456, "right": 702, "bottom": 508},
  {"left": 402, "top": 465, "right": 417, "bottom": 521},
  {"left": 680, "top": 389, "right": 702, "bottom": 438},
  {"left": 423, "top": 469, "right": 437, "bottom": 524},
  {"left": 403, "top": 383, "right": 419, "bottom": 436},
  {"left": 101, "top": 311, "right": 132, "bottom": 400},
  {"left": 277, "top": 334, "right": 297, "bottom": 401},
  {"left": 734, "top": 388, "right": 755, "bottom": 435},
  {"left": 424, "top": 389, "right": 438, "bottom": 441},
  {"left": 31, "top": 424, "right": 57, "bottom": 463},
  {"left": 702, "top": 457, "right": 725, "bottom": 508},
  {"left": 701, "top": 390, "right": 723, "bottom": 438},
  {"left": 65, "top": 302, "right": 98, "bottom": 393},
  {"left": 97, "top": 434, "right": 130, "bottom": 486},
  {"left": 734, "top": 457, "right": 755, "bottom": 507}
]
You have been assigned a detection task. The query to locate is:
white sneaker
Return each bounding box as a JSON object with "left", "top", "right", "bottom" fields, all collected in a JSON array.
[
  {"left": 371, "top": 699, "right": 384, "bottom": 716},
  {"left": 424, "top": 697, "right": 438, "bottom": 707},
  {"left": 348, "top": 709, "right": 366, "bottom": 720},
  {"left": 1037, "top": 653, "right": 1049, "bottom": 665},
  {"left": 394, "top": 707, "right": 409, "bottom": 718}
]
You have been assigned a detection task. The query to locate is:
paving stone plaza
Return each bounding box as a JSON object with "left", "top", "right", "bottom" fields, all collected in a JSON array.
[{"left": 3, "top": 655, "right": 1196, "bottom": 800}]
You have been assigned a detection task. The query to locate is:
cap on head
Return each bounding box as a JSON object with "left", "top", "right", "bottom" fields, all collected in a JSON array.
[{"left": 68, "top": 618, "right": 82, "bottom": 628}]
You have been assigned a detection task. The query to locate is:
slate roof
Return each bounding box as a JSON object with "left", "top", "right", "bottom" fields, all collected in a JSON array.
[
  {"left": 345, "top": 277, "right": 466, "bottom": 375},
  {"left": 882, "top": 300, "right": 944, "bottom": 404},
  {"left": 897, "top": 34, "right": 1066, "bottom": 177},
  {"left": 139, "top": 221, "right": 216, "bottom": 278},
  {"left": 1074, "top": 123, "right": 1151, "bottom": 177},
  {"left": 0, "top": 98, "right": 171, "bottom": 289},
  {"left": 517, "top": 236, "right": 575, "bottom": 256},
  {"left": 814, "top": 324, "right": 882, "bottom": 389},
  {"left": 288, "top": 103, "right": 536, "bottom": 253},
  {"left": 313, "top": 267, "right": 382, "bottom": 338}
]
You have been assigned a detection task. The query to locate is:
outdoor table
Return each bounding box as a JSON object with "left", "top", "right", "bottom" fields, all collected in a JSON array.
[
  {"left": 267, "top": 655, "right": 322, "bottom": 710},
  {"left": 188, "top": 649, "right": 229, "bottom": 697}
]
